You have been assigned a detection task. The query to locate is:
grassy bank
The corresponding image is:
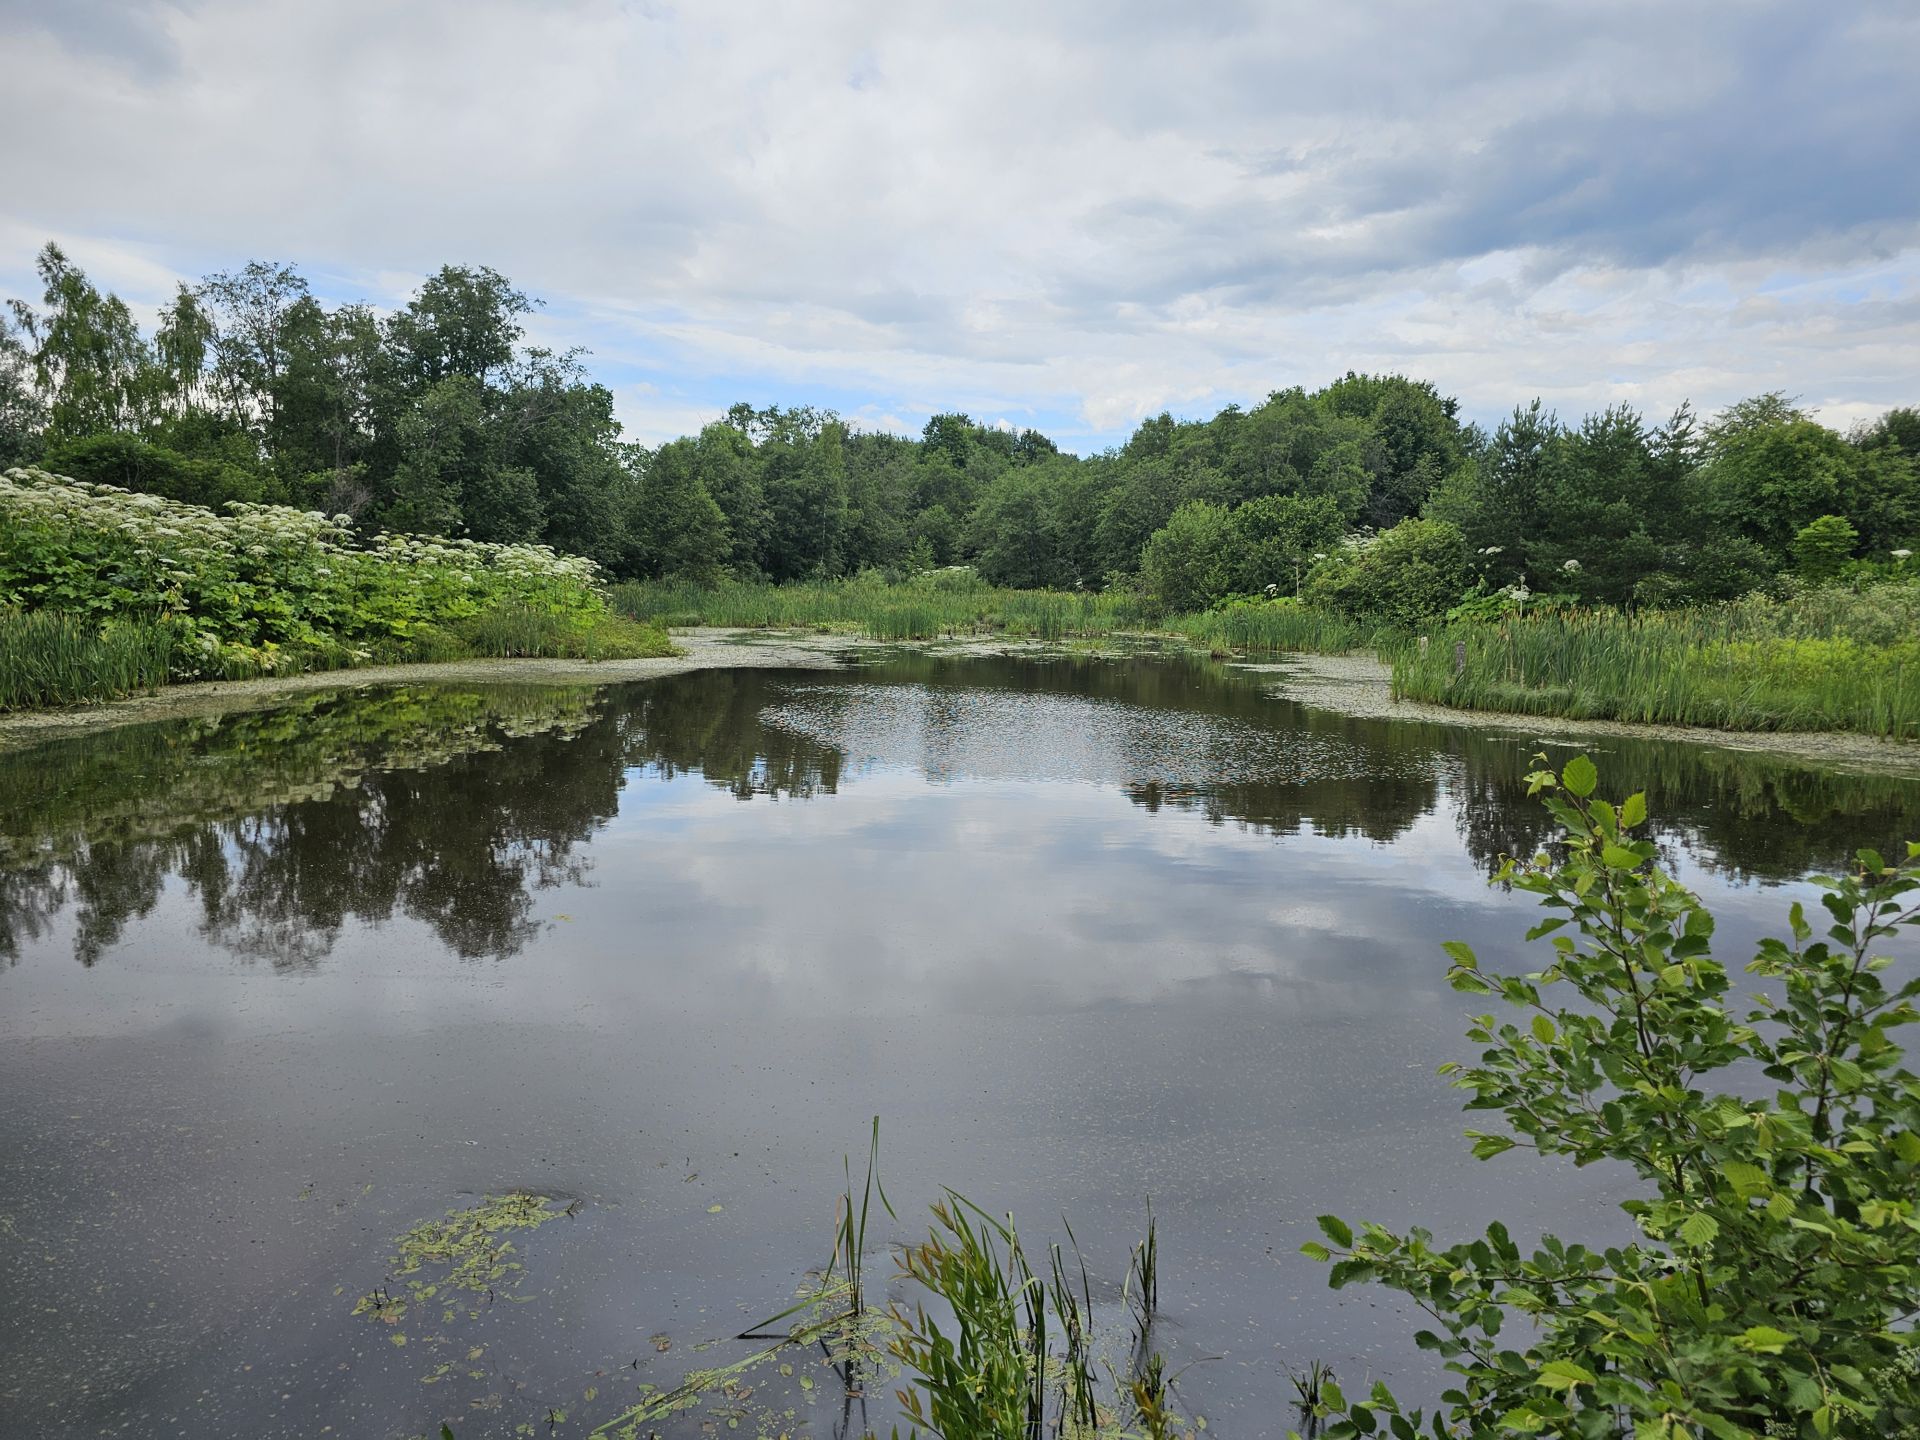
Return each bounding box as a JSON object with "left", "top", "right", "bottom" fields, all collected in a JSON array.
[
  {"left": 612, "top": 573, "right": 1157, "bottom": 641},
  {"left": 0, "top": 468, "right": 672, "bottom": 711},
  {"left": 1389, "top": 587, "right": 1920, "bottom": 739},
  {"left": 617, "top": 574, "right": 1920, "bottom": 741}
]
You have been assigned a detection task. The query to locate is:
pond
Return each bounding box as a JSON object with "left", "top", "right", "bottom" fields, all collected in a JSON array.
[{"left": 3, "top": 648, "right": 1918, "bottom": 1438}]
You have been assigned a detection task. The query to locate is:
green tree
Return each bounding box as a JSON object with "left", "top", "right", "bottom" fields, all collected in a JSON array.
[
  {"left": 494, "top": 355, "right": 628, "bottom": 566},
  {"left": 759, "top": 415, "right": 849, "bottom": 580},
  {"left": 1229, "top": 492, "right": 1345, "bottom": 595},
  {"left": 387, "top": 375, "right": 541, "bottom": 540},
  {"left": 194, "top": 260, "right": 310, "bottom": 433},
  {"left": 1793, "top": 512, "right": 1859, "bottom": 581},
  {"left": 0, "top": 315, "right": 46, "bottom": 466},
  {"left": 1706, "top": 394, "right": 1855, "bottom": 559},
  {"left": 268, "top": 300, "right": 383, "bottom": 508},
  {"left": 623, "top": 438, "right": 729, "bottom": 580},
  {"left": 385, "top": 265, "right": 533, "bottom": 389},
  {"left": 1140, "top": 500, "right": 1244, "bottom": 612},
  {"left": 1304, "top": 758, "right": 1920, "bottom": 1438},
  {"left": 1305, "top": 517, "right": 1472, "bottom": 627},
  {"left": 8, "top": 243, "right": 155, "bottom": 438},
  {"left": 970, "top": 462, "right": 1073, "bottom": 589},
  {"left": 1318, "top": 371, "right": 1466, "bottom": 528}
]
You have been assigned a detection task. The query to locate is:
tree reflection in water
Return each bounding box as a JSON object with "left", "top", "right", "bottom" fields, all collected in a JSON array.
[{"left": 4, "top": 654, "right": 1917, "bottom": 971}]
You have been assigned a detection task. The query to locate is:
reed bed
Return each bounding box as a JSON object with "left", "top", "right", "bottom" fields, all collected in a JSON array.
[
  {"left": 1167, "top": 601, "right": 1382, "bottom": 655},
  {"left": 0, "top": 609, "right": 175, "bottom": 710},
  {"left": 610, "top": 576, "right": 1157, "bottom": 643},
  {"left": 1388, "top": 595, "right": 1920, "bottom": 739}
]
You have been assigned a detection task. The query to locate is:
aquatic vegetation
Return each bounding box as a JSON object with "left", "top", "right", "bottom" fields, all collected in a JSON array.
[
  {"left": 1301, "top": 757, "right": 1920, "bottom": 1435},
  {"left": 1165, "top": 597, "right": 1381, "bottom": 655},
  {"left": 889, "top": 1193, "right": 1192, "bottom": 1440},
  {"left": 0, "top": 606, "right": 174, "bottom": 709},
  {"left": 354, "top": 1192, "right": 568, "bottom": 1345},
  {"left": 0, "top": 467, "right": 671, "bottom": 707},
  {"left": 611, "top": 573, "right": 1155, "bottom": 643},
  {"left": 1385, "top": 587, "right": 1920, "bottom": 738}
]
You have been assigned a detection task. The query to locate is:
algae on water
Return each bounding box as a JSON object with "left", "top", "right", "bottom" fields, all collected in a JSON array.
[{"left": 353, "top": 1191, "right": 566, "bottom": 1342}]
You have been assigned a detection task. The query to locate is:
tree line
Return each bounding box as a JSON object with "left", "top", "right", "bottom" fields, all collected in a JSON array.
[{"left": 5, "top": 241, "right": 1916, "bottom": 612}]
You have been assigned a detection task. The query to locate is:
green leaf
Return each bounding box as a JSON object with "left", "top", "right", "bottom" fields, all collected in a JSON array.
[
  {"left": 1678, "top": 1212, "right": 1719, "bottom": 1247},
  {"left": 1299, "top": 1241, "right": 1331, "bottom": 1261},
  {"left": 1441, "top": 940, "right": 1477, "bottom": 970},
  {"left": 1600, "top": 844, "right": 1641, "bottom": 871},
  {"left": 1620, "top": 792, "right": 1647, "bottom": 828},
  {"left": 1722, "top": 1161, "right": 1770, "bottom": 1199},
  {"left": 1560, "top": 756, "right": 1597, "bottom": 798},
  {"left": 1530, "top": 1015, "right": 1556, "bottom": 1044},
  {"left": 1737, "top": 1325, "right": 1793, "bottom": 1355},
  {"left": 1534, "top": 1359, "right": 1596, "bottom": 1390},
  {"left": 1316, "top": 1214, "right": 1353, "bottom": 1248},
  {"left": 1470, "top": 1133, "right": 1517, "bottom": 1161}
]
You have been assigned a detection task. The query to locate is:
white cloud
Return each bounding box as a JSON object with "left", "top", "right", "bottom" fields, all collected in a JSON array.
[{"left": 1, "top": 0, "right": 1915, "bottom": 449}]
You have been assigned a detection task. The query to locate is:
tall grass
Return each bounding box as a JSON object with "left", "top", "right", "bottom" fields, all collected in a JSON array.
[
  {"left": 0, "top": 610, "right": 174, "bottom": 710},
  {"left": 447, "top": 605, "right": 675, "bottom": 662},
  {"left": 610, "top": 575, "right": 1157, "bottom": 643},
  {"left": 1388, "top": 590, "right": 1920, "bottom": 739},
  {"left": 1167, "top": 600, "right": 1381, "bottom": 655}
]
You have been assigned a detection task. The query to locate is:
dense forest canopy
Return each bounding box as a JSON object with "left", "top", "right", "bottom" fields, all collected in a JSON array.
[{"left": 5, "top": 242, "right": 1916, "bottom": 612}]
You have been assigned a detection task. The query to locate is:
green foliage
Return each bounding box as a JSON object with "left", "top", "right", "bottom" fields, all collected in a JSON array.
[
  {"left": 0, "top": 608, "right": 174, "bottom": 709},
  {"left": 0, "top": 468, "right": 651, "bottom": 705},
  {"left": 610, "top": 572, "right": 1154, "bottom": 641},
  {"left": 1794, "top": 513, "right": 1860, "bottom": 581},
  {"left": 1305, "top": 518, "right": 1472, "bottom": 627},
  {"left": 1141, "top": 500, "right": 1243, "bottom": 612},
  {"left": 1707, "top": 395, "right": 1858, "bottom": 560},
  {"left": 1302, "top": 761, "right": 1920, "bottom": 1438},
  {"left": 4, "top": 235, "right": 1917, "bottom": 630},
  {"left": 890, "top": 1193, "right": 1178, "bottom": 1439},
  {"left": 1168, "top": 597, "right": 1379, "bottom": 655},
  {"left": 1388, "top": 586, "right": 1920, "bottom": 738},
  {"left": 43, "top": 428, "right": 279, "bottom": 510}
]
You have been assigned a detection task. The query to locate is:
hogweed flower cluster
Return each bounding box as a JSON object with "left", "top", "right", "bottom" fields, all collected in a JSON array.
[{"left": 0, "top": 468, "right": 610, "bottom": 680}]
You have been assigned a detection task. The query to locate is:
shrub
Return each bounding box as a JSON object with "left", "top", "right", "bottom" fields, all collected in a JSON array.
[
  {"left": 1140, "top": 500, "right": 1243, "bottom": 612},
  {"left": 1302, "top": 758, "right": 1920, "bottom": 1437},
  {"left": 1305, "top": 517, "right": 1471, "bottom": 627},
  {"left": 1794, "top": 513, "right": 1860, "bottom": 582},
  {"left": 0, "top": 467, "right": 612, "bottom": 683}
]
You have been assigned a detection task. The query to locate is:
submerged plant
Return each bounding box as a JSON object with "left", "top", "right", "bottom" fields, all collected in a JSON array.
[{"left": 1300, "top": 756, "right": 1920, "bottom": 1436}]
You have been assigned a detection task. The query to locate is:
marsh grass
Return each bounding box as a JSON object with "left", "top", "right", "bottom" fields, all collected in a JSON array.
[
  {"left": 610, "top": 576, "right": 1156, "bottom": 644},
  {"left": 449, "top": 605, "right": 676, "bottom": 662},
  {"left": 0, "top": 609, "right": 175, "bottom": 709},
  {"left": 1166, "top": 600, "right": 1382, "bottom": 656},
  {"left": 1387, "top": 589, "right": 1920, "bottom": 738}
]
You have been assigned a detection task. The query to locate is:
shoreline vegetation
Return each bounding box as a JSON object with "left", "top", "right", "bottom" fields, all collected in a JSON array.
[
  {"left": 3, "top": 242, "right": 1916, "bottom": 738},
  {"left": 2, "top": 474, "right": 1918, "bottom": 755},
  {"left": 609, "top": 574, "right": 1920, "bottom": 742},
  {"left": 0, "top": 467, "right": 672, "bottom": 710}
]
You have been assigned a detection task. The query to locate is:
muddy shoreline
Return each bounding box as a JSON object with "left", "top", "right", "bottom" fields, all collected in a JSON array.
[{"left": 3, "top": 628, "right": 1917, "bottom": 776}]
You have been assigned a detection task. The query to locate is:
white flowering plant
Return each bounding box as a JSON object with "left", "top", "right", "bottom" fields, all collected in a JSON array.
[{"left": 0, "top": 468, "right": 614, "bottom": 680}]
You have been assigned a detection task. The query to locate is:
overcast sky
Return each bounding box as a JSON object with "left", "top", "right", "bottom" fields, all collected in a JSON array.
[{"left": 1, "top": 0, "right": 1915, "bottom": 451}]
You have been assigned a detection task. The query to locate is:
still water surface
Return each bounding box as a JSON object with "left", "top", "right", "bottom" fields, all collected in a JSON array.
[{"left": 4, "top": 650, "right": 1919, "bottom": 1437}]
